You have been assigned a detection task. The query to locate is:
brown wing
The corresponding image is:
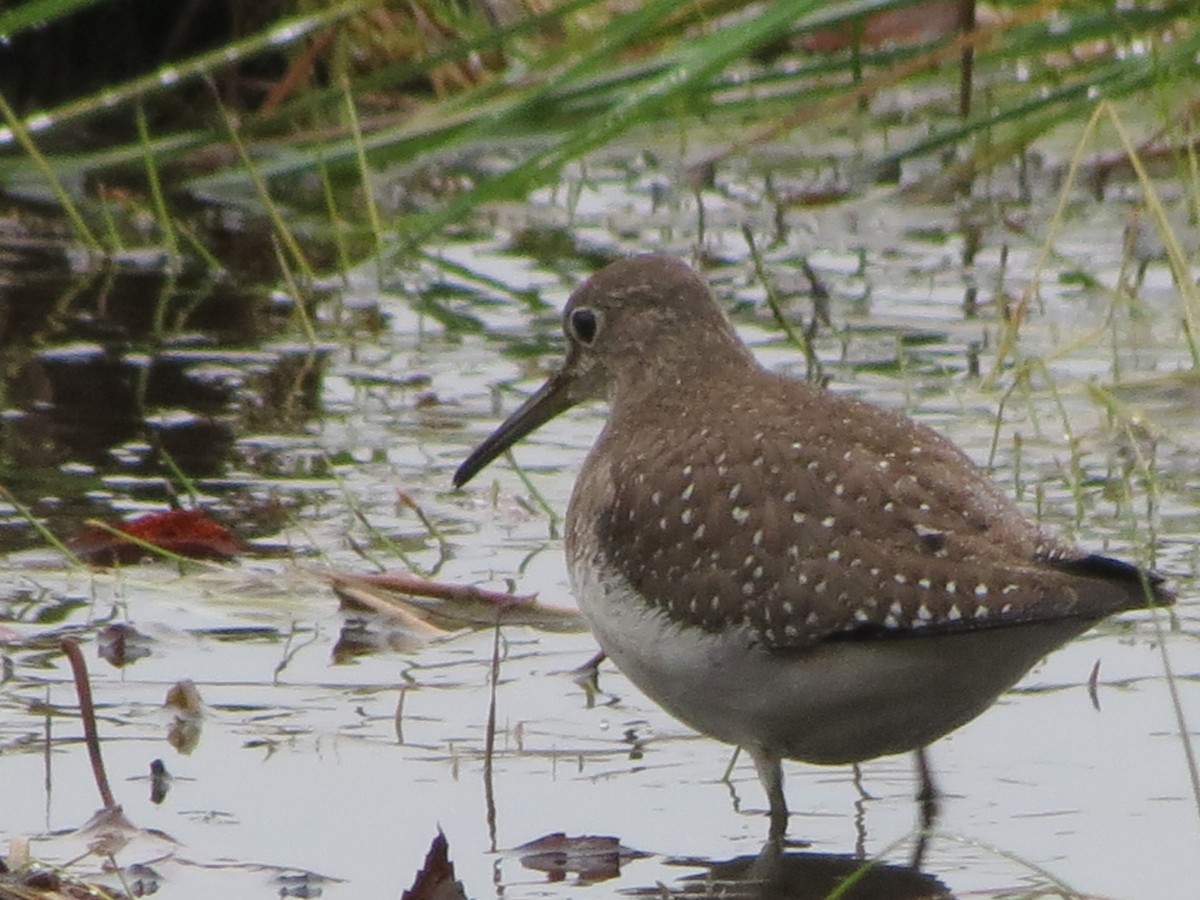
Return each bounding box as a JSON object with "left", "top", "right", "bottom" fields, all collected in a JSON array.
[{"left": 579, "top": 371, "right": 1168, "bottom": 648}]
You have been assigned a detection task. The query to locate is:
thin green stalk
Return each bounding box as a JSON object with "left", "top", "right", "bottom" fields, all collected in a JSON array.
[
  {"left": 0, "top": 91, "right": 101, "bottom": 252},
  {"left": 1111, "top": 421, "right": 1200, "bottom": 828},
  {"left": 418, "top": 251, "right": 545, "bottom": 309},
  {"left": 504, "top": 449, "right": 561, "bottom": 538},
  {"left": 171, "top": 219, "right": 225, "bottom": 271},
  {"left": 398, "top": 0, "right": 831, "bottom": 247},
  {"left": 135, "top": 98, "right": 179, "bottom": 258},
  {"left": 342, "top": 77, "right": 385, "bottom": 257},
  {"left": 155, "top": 445, "right": 201, "bottom": 509},
  {"left": 985, "top": 101, "right": 1107, "bottom": 387},
  {"left": 212, "top": 87, "right": 316, "bottom": 283},
  {"left": 322, "top": 453, "right": 428, "bottom": 576},
  {"left": 0, "top": 485, "right": 85, "bottom": 566},
  {"left": 0, "top": 0, "right": 103, "bottom": 36},
  {"left": 397, "top": 492, "right": 450, "bottom": 564},
  {"left": 317, "top": 154, "right": 354, "bottom": 283},
  {"left": 1, "top": 0, "right": 371, "bottom": 143},
  {"left": 743, "top": 225, "right": 823, "bottom": 382},
  {"left": 272, "top": 236, "right": 320, "bottom": 347},
  {"left": 1102, "top": 101, "right": 1200, "bottom": 367},
  {"left": 95, "top": 191, "right": 125, "bottom": 251}
]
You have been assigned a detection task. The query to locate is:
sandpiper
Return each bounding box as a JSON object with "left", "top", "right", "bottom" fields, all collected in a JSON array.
[{"left": 453, "top": 254, "right": 1171, "bottom": 838}]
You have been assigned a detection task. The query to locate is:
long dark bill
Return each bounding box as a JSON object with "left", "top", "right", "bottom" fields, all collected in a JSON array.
[{"left": 453, "top": 371, "right": 579, "bottom": 488}]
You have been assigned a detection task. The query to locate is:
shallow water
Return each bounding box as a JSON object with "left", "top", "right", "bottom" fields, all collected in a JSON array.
[{"left": 1, "top": 147, "right": 1199, "bottom": 898}]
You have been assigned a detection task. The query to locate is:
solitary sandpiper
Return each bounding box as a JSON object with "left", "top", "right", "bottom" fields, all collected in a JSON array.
[{"left": 453, "top": 254, "right": 1172, "bottom": 838}]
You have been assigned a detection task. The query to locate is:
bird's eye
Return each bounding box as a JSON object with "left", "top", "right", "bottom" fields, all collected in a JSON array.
[{"left": 570, "top": 308, "right": 598, "bottom": 345}]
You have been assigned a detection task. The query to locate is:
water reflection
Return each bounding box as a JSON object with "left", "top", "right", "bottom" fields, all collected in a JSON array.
[
  {"left": 0, "top": 240, "right": 334, "bottom": 552},
  {"left": 651, "top": 842, "right": 951, "bottom": 899}
]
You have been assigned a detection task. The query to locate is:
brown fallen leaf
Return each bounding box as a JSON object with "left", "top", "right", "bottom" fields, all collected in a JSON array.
[
  {"left": 97, "top": 623, "right": 153, "bottom": 668},
  {"left": 513, "top": 833, "right": 649, "bottom": 883},
  {"left": 76, "top": 805, "right": 138, "bottom": 858},
  {"left": 72, "top": 509, "right": 243, "bottom": 566},
  {"left": 402, "top": 829, "right": 466, "bottom": 900},
  {"left": 164, "top": 679, "right": 204, "bottom": 716},
  {"left": 331, "top": 581, "right": 452, "bottom": 644},
  {"left": 165, "top": 679, "right": 204, "bottom": 755},
  {"left": 327, "top": 570, "right": 585, "bottom": 633}
]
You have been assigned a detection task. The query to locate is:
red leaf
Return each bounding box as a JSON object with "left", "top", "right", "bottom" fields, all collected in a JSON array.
[{"left": 73, "top": 509, "right": 243, "bottom": 566}]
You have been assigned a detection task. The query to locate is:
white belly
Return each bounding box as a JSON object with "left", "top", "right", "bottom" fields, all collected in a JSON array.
[{"left": 571, "top": 562, "right": 1093, "bottom": 764}]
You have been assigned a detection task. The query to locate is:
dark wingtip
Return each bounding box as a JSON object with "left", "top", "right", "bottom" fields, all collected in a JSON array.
[{"left": 1047, "top": 552, "right": 1174, "bottom": 605}]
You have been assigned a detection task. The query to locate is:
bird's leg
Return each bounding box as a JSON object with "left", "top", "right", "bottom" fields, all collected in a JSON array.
[
  {"left": 910, "top": 746, "right": 940, "bottom": 868},
  {"left": 750, "top": 749, "right": 788, "bottom": 841},
  {"left": 914, "top": 746, "right": 939, "bottom": 826}
]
